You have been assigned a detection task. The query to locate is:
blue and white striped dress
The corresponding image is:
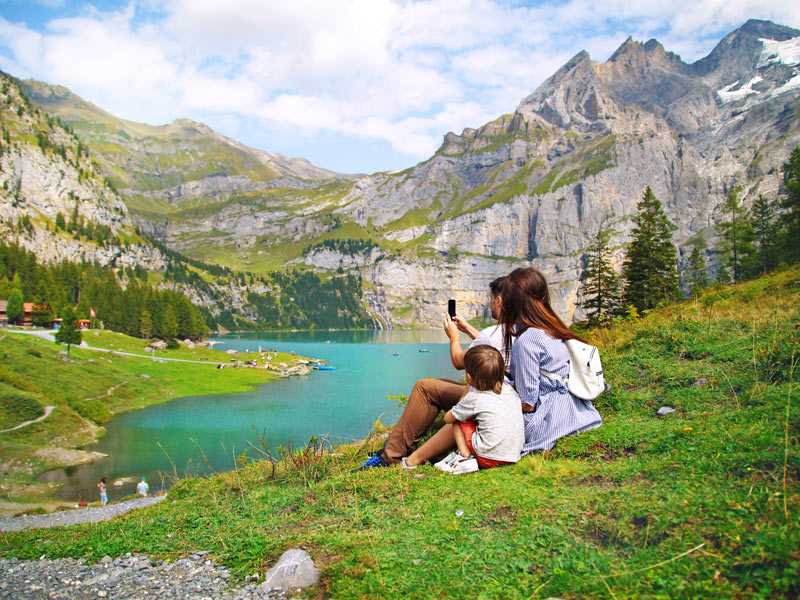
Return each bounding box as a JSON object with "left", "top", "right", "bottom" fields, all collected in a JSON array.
[{"left": 510, "top": 327, "right": 602, "bottom": 454}]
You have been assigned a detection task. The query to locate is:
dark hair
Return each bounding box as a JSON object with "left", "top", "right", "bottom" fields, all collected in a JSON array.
[
  {"left": 489, "top": 276, "right": 506, "bottom": 297},
  {"left": 500, "top": 267, "right": 583, "bottom": 358},
  {"left": 463, "top": 345, "right": 505, "bottom": 394},
  {"left": 100, "top": 477, "right": 107, "bottom": 484}
]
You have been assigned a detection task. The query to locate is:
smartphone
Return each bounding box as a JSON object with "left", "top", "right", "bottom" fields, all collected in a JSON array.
[{"left": 448, "top": 299, "right": 456, "bottom": 318}]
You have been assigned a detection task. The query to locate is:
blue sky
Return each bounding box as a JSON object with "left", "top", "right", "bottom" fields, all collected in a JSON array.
[{"left": 1, "top": 1, "right": 798, "bottom": 175}]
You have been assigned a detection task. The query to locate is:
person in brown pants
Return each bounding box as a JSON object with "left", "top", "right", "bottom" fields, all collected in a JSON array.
[
  {"left": 381, "top": 377, "right": 468, "bottom": 465},
  {"left": 356, "top": 277, "right": 507, "bottom": 469}
]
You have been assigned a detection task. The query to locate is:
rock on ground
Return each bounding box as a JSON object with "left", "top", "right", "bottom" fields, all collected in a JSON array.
[{"left": 259, "top": 549, "right": 320, "bottom": 591}]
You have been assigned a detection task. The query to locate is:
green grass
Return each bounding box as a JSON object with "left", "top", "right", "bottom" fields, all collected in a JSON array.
[
  {"left": 382, "top": 201, "right": 442, "bottom": 232},
  {"left": 1, "top": 269, "right": 799, "bottom": 598},
  {"left": 0, "top": 330, "right": 306, "bottom": 502}
]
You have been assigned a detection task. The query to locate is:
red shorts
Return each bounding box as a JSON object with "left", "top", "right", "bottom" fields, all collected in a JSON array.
[{"left": 457, "top": 420, "right": 513, "bottom": 470}]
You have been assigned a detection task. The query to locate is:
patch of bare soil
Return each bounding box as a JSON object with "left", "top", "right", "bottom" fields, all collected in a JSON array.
[
  {"left": 479, "top": 506, "right": 517, "bottom": 529},
  {"left": 34, "top": 447, "right": 108, "bottom": 467},
  {"left": 0, "top": 500, "right": 65, "bottom": 519}
]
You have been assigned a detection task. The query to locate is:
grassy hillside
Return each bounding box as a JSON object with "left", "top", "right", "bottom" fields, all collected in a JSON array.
[
  {"left": 1, "top": 268, "right": 799, "bottom": 598},
  {"left": 0, "top": 330, "right": 303, "bottom": 503},
  {"left": 18, "top": 79, "right": 283, "bottom": 196}
]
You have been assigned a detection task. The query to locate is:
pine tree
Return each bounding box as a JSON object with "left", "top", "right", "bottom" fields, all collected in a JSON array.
[
  {"left": 55, "top": 306, "right": 82, "bottom": 354},
  {"left": 6, "top": 288, "right": 23, "bottom": 324},
  {"left": 683, "top": 244, "right": 710, "bottom": 296},
  {"left": 579, "top": 221, "right": 621, "bottom": 324},
  {"left": 779, "top": 147, "right": 800, "bottom": 263},
  {"left": 622, "top": 187, "right": 680, "bottom": 312},
  {"left": 750, "top": 194, "right": 779, "bottom": 275},
  {"left": 716, "top": 187, "right": 756, "bottom": 282},
  {"left": 139, "top": 309, "right": 153, "bottom": 339},
  {"left": 162, "top": 304, "right": 178, "bottom": 339}
]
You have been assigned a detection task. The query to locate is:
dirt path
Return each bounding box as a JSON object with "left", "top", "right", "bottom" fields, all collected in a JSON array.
[
  {"left": 0, "top": 405, "right": 55, "bottom": 433},
  {"left": 9, "top": 328, "right": 252, "bottom": 366}
]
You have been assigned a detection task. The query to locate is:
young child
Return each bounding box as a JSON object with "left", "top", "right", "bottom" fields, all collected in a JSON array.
[
  {"left": 402, "top": 344, "right": 524, "bottom": 474},
  {"left": 97, "top": 476, "right": 108, "bottom": 506}
]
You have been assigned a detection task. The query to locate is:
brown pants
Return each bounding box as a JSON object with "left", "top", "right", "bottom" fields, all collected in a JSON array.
[{"left": 382, "top": 378, "right": 468, "bottom": 464}]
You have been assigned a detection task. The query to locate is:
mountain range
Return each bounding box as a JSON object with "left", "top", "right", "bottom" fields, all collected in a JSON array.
[{"left": 3, "top": 18, "right": 800, "bottom": 328}]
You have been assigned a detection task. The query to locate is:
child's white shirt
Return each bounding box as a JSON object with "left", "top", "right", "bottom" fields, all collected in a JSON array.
[{"left": 450, "top": 383, "right": 524, "bottom": 463}]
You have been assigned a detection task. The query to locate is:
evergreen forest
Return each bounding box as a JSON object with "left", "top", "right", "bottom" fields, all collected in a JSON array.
[{"left": 0, "top": 241, "right": 208, "bottom": 339}]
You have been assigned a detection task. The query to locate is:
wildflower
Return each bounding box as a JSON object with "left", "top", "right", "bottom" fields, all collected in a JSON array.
[{"left": 683, "top": 427, "right": 693, "bottom": 432}]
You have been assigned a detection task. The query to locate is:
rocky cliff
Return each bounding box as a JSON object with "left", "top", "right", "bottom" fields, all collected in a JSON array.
[{"left": 0, "top": 72, "right": 165, "bottom": 272}]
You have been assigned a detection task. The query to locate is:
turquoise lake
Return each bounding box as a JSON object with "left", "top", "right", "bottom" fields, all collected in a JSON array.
[{"left": 40, "top": 330, "right": 462, "bottom": 502}]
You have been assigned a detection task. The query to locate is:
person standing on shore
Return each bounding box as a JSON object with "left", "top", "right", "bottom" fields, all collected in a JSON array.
[
  {"left": 97, "top": 477, "right": 108, "bottom": 506},
  {"left": 136, "top": 477, "right": 149, "bottom": 497}
]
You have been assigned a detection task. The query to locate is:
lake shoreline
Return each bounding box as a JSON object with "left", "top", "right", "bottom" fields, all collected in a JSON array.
[
  {"left": 20, "top": 330, "right": 460, "bottom": 506},
  {"left": 0, "top": 329, "right": 314, "bottom": 515}
]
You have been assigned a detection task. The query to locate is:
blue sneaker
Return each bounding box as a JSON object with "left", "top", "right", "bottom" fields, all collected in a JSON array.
[
  {"left": 352, "top": 453, "right": 389, "bottom": 472},
  {"left": 367, "top": 445, "right": 386, "bottom": 457}
]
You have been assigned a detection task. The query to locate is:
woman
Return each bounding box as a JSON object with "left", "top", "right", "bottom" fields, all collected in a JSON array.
[{"left": 499, "top": 267, "right": 602, "bottom": 454}]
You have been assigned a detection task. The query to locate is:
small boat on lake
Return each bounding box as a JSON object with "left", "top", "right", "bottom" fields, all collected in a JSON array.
[
  {"left": 393, "top": 351, "right": 400, "bottom": 356},
  {"left": 418, "top": 348, "right": 430, "bottom": 353},
  {"left": 310, "top": 363, "right": 337, "bottom": 370}
]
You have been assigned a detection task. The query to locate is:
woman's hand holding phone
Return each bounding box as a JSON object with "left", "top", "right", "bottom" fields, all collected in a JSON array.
[{"left": 443, "top": 313, "right": 460, "bottom": 340}]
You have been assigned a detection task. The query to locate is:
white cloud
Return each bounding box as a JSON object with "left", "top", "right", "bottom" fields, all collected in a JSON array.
[{"left": 1, "top": 0, "right": 800, "bottom": 171}]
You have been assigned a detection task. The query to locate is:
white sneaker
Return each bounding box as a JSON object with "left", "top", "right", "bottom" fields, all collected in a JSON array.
[
  {"left": 433, "top": 451, "right": 463, "bottom": 473},
  {"left": 401, "top": 457, "right": 416, "bottom": 470},
  {"left": 449, "top": 456, "right": 479, "bottom": 475}
]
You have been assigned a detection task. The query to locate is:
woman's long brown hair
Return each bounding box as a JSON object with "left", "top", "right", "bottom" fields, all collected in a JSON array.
[{"left": 500, "top": 267, "right": 583, "bottom": 359}]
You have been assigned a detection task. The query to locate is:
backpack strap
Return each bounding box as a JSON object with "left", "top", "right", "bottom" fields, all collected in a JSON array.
[{"left": 539, "top": 368, "right": 567, "bottom": 385}]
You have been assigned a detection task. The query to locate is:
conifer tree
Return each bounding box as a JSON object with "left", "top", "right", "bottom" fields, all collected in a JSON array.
[
  {"left": 579, "top": 221, "right": 621, "bottom": 324},
  {"left": 6, "top": 288, "right": 23, "bottom": 324},
  {"left": 139, "top": 309, "right": 153, "bottom": 339},
  {"left": 683, "top": 244, "right": 710, "bottom": 296},
  {"left": 162, "top": 304, "right": 178, "bottom": 339},
  {"left": 55, "top": 307, "right": 82, "bottom": 354},
  {"left": 750, "top": 194, "right": 779, "bottom": 275},
  {"left": 621, "top": 187, "right": 680, "bottom": 312},
  {"left": 716, "top": 187, "right": 756, "bottom": 282},
  {"left": 779, "top": 147, "right": 800, "bottom": 263}
]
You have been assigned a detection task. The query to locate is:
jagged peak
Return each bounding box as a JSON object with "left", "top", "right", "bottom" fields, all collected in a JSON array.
[
  {"left": 691, "top": 19, "right": 800, "bottom": 76},
  {"left": 607, "top": 36, "right": 680, "bottom": 66},
  {"left": 609, "top": 36, "right": 637, "bottom": 62},
  {"left": 561, "top": 49, "right": 592, "bottom": 72},
  {"left": 739, "top": 19, "right": 800, "bottom": 41}
]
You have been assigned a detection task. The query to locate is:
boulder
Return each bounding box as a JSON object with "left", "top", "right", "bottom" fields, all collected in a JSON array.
[{"left": 258, "top": 549, "right": 320, "bottom": 591}]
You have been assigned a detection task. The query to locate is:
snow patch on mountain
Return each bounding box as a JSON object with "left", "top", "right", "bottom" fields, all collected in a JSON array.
[
  {"left": 757, "top": 36, "right": 800, "bottom": 67},
  {"left": 717, "top": 76, "right": 763, "bottom": 103},
  {"left": 772, "top": 71, "right": 800, "bottom": 95}
]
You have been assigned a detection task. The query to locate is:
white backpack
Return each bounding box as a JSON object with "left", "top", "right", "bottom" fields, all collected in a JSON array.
[{"left": 541, "top": 339, "right": 607, "bottom": 401}]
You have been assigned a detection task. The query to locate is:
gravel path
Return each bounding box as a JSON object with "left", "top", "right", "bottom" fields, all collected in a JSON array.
[
  {"left": 0, "top": 553, "right": 291, "bottom": 600},
  {"left": 0, "top": 496, "right": 166, "bottom": 532}
]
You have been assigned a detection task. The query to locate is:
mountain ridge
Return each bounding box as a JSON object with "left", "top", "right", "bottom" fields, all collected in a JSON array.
[{"left": 9, "top": 19, "right": 800, "bottom": 327}]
